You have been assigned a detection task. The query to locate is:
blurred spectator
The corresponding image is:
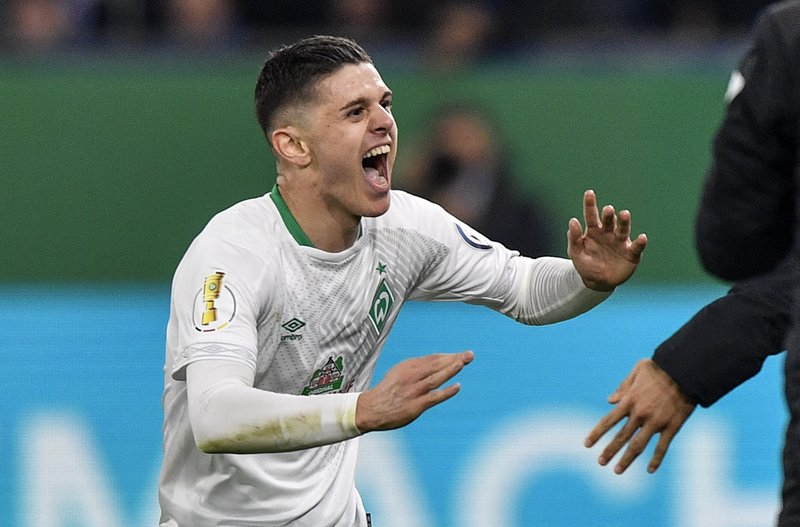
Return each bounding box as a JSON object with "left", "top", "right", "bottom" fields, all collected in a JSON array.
[
  {"left": 2, "top": 0, "right": 776, "bottom": 53},
  {"left": 420, "top": 1, "right": 504, "bottom": 70},
  {"left": 6, "top": 0, "right": 166, "bottom": 50},
  {"left": 234, "top": 1, "right": 329, "bottom": 38},
  {"left": 500, "top": 0, "right": 772, "bottom": 45},
  {"left": 9, "top": 0, "right": 74, "bottom": 49},
  {"left": 622, "top": 0, "right": 774, "bottom": 37},
  {"left": 330, "top": 0, "right": 386, "bottom": 28},
  {"left": 168, "top": 0, "right": 236, "bottom": 48},
  {"left": 400, "top": 102, "right": 556, "bottom": 258},
  {"left": 320, "top": 0, "right": 396, "bottom": 47}
]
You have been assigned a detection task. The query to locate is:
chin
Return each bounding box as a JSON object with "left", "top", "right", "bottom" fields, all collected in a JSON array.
[{"left": 361, "top": 193, "right": 391, "bottom": 218}]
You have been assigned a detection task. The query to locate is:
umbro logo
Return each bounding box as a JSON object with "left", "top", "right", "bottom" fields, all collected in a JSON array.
[
  {"left": 281, "top": 318, "right": 305, "bottom": 332},
  {"left": 281, "top": 317, "right": 305, "bottom": 341}
]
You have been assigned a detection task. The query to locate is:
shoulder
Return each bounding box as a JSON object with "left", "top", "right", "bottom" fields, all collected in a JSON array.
[
  {"left": 765, "top": 0, "right": 800, "bottom": 24},
  {"left": 180, "top": 194, "right": 284, "bottom": 274},
  {"left": 379, "top": 190, "right": 451, "bottom": 228},
  {"left": 376, "top": 190, "right": 469, "bottom": 242},
  {"left": 196, "top": 195, "right": 285, "bottom": 254},
  {"left": 173, "top": 195, "right": 283, "bottom": 309},
  {"left": 754, "top": 1, "right": 800, "bottom": 53},
  {"left": 205, "top": 194, "right": 274, "bottom": 235},
  {"left": 370, "top": 190, "right": 498, "bottom": 252}
]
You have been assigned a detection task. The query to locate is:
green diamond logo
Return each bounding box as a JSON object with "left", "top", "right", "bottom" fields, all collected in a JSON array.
[
  {"left": 368, "top": 279, "right": 394, "bottom": 335},
  {"left": 281, "top": 318, "right": 306, "bottom": 333}
]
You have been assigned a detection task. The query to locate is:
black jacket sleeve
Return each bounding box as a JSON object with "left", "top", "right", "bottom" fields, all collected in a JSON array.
[
  {"left": 695, "top": 2, "right": 800, "bottom": 280},
  {"left": 652, "top": 260, "right": 793, "bottom": 407}
]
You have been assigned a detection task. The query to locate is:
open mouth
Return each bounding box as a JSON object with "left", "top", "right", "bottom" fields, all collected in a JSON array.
[{"left": 362, "top": 144, "right": 391, "bottom": 190}]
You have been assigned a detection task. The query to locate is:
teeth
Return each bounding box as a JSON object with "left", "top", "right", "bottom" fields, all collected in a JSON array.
[{"left": 363, "top": 145, "right": 391, "bottom": 159}]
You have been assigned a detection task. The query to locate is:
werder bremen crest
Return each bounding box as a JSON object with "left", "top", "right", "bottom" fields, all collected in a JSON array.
[{"left": 368, "top": 278, "right": 394, "bottom": 335}]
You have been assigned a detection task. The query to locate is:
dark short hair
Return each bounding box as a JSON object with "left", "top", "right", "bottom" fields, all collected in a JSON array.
[{"left": 254, "top": 35, "right": 372, "bottom": 137}]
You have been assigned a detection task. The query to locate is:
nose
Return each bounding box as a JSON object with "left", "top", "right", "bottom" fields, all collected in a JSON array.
[{"left": 372, "top": 104, "right": 395, "bottom": 134}]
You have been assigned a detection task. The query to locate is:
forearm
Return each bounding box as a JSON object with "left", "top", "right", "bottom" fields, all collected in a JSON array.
[
  {"left": 503, "top": 256, "right": 611, "bottom": 325},
  {"left": 187, "top": 360, "right": 361, "bottom": 454},
  {"left": 653, "top": 266, "right": 792, "bottom": 406}
]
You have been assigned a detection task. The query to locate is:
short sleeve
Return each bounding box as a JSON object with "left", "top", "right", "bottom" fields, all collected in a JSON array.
[{"left": 167, "top": 226, "right": 273, "bottom": 381}]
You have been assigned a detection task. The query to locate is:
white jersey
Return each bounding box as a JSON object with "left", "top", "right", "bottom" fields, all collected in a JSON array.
[{"left": 159, "top": 188, "right": 605, "bottom": 526}]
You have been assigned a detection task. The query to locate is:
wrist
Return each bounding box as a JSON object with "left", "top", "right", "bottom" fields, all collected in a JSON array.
[
  {"left": 581, "top": 277, "right": 616, "bottom": 292},
  {"left": 354, "top": 392, "right": 373, "bottom": 433}
]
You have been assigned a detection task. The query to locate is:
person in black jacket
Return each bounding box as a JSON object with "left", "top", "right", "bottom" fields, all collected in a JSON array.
[{"left": 586, "top": 2, "right": 800, "bottom": 524}]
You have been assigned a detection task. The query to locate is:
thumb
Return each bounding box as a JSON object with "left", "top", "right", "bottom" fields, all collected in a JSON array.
[{"left": 567, "top": 217, "right": 582, "bottom": 256}]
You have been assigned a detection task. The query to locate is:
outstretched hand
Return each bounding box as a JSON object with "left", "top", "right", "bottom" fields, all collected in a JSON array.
[
  {"left": 568, "top": 190, "right": 648, "bottom": 291},
  {"left": 355, "top": 351, "right": 474, "bottom": 433},
  {"left": 584, "top": 359, "right": 696, "bottom": 474}
]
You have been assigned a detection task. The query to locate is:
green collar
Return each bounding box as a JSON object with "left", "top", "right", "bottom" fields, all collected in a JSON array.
[{"left": 270, "top": 184, "right": 314, "bottom": 247}]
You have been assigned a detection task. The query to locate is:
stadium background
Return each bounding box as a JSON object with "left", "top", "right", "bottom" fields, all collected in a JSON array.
[{"left": 1, "top": 2, "right": 787, "bottom": 525}]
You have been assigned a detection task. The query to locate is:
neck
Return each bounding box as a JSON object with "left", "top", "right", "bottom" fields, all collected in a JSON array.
[{"left": 273, "top": 184, "right": 361, "bottom": 252}]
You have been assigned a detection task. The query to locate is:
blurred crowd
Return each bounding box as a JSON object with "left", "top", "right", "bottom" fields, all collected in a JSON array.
[
  {"left": 0, "top": 0, "right": 776, "bottom": 259},
  {"left": 1, "top": 0, "right": 776, "bottom": 59}
]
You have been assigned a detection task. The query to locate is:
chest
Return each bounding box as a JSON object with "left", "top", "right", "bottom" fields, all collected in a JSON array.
[{"left": 255, "top": 246, "right": 405, "bottom": 394}]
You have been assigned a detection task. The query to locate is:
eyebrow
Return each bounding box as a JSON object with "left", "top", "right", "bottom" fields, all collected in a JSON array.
[{"left": 339, "top": 90, "right": 393, "bottom": 111}]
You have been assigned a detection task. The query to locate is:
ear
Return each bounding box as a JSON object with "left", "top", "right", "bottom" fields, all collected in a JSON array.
[{"left": 271, "top": 127, "right": 312, "bottom": 168}]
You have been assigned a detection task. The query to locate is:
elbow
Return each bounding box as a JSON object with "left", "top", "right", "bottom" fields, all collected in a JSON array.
[
  {"left": 188, "top": 388, "right": 241, "bottom": 454},
  {"left": 190, "top": 409, "right": 232, "bottom": 454},
  {"left": 196, "top": 437, "right": 229, "bottom": 454},
  {"left": 694, "top": 211, "right": 741, "bottom": 280},
  {"left": 696, "top": 235, "right": 790, "bottom": 282},
  {"left": 695, "top": 205, "right": 792, "bottom": 281},
  {"left": 696, "top": 248, "right": 741, "bottom": 282}
]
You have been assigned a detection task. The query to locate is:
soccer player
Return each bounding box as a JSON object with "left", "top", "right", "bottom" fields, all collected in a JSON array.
[{"left": 157, "top": 35, "right": 647, "bottom": 526}]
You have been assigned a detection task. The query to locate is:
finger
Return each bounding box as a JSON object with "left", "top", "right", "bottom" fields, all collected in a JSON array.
[
  {"left": 410, "top": 352, "right": 469, "bottom": 375},
  {"left": 567, "top": 218, "right": 583, "bottom": 258},
  {"left": 616, "top": 210, "right": 632, "bottom": 240},
  {"left": 614, "top": 428, "right": 655, "bottom": 474},
  {"left": 567, "top": 217, "right": 582, "bottom": 241},
  {"left": 418, "top": 350, "right": 473, "bottom": 380},
  {"left": 647, "top": 428, "right": 677, "bottom": 473},
  {"left": 601, "top": 205, "right": 616, "bottom": 232},
  {"left": 417, "top": 355, "right": 471, "bottom": 394},
  {"left": 585, "top": 407, "right": 627, "bottom": 447},
  {"left": 598, "top": 418, "right": 639, "bottom": 465},
  {"left": 425, "top": 382, "right": 462, "bottom": 408},
  {"left": 630, "top": 233, "right": 648, "bottom": 259},
  {"left": 582, "top": 189, "right": 601, "bottom": 229}
]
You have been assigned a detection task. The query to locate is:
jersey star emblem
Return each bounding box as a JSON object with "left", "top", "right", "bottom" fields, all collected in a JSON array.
[{"left": 376, "top": 262, "right": 387, "bottom": 274}]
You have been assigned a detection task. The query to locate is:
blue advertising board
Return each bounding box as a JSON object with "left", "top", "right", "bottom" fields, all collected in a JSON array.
[{"left": 1, "top": 284, "right": 784, "bottom": 526}]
